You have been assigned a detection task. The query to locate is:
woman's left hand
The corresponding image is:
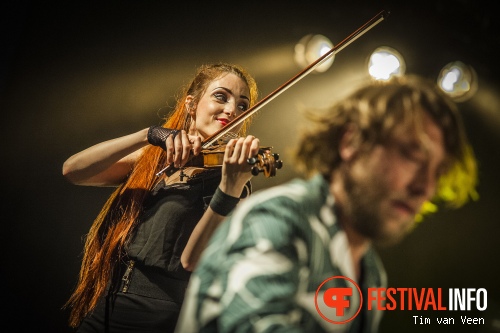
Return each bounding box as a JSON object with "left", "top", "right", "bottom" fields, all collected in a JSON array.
[{"left": 219, "top": 135, "right": 260, "bottom": 197}]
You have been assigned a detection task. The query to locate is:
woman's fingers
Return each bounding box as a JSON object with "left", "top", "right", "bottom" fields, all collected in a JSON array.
[
  {"left": 248, "top": 136, "right": 260, "bottom": 158},
  {"left": 164, "top": 134, "right": 175, "bottom": 165},
  {"left": 190, "top": 135, "right": 202, "bottom": 156},
  {"left": 164, "top": 130, "right": 201, "bottom": 168},
  {"left": 166, "top": 134, "right": 259, "bottom": 169},
  {"left": 225, "top": 136, "right": 260, "bottom": 165},
  {"left": 180, "top": 132, "right": 193, "bottom": 165}
]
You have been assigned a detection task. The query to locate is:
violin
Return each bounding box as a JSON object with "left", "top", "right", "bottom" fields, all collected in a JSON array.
[
  {"left": 202, "top": 144, "right": 283, "bottom": 177},
  {"left": 157, "top": 9, "right": 388, "bottom": 183},
  {"left": 158, "top": 133, "right": 284, "bottom": 186}
]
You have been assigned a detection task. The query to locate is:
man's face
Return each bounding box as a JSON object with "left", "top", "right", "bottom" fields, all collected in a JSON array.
[{"left": 340, "top": 112, "right": 446, "bottom": 246}]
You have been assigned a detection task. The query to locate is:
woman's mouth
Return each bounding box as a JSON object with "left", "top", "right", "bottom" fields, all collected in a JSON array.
[{"left": 217, "top": 118, "right": 229, "bottom": 126}]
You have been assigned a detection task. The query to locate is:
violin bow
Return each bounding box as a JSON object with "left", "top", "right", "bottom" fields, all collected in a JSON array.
[
  {"left": 156, "top": 9, "right": 389, "bottom": 176},
  {"left": 202, "top": 9, "right": 389, "bottom": 149}
]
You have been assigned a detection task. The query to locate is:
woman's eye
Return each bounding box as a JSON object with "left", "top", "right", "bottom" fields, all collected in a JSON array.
[
  {"left": 214, "top": 93, "right": 227, "bottom": 102},
  {"left": 238, "top": 104, "right": 249, "bottom": 112}
]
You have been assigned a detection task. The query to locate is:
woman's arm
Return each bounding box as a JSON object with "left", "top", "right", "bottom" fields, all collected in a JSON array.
[
  {"left": 181, "top": 135, "right": 260, "bottom": 271},
  {"left": 62, "top": 127, "right": 202, "bottom": 187},
  {"left": 62, "top": 128, "right": 150, "bottom": 186}
]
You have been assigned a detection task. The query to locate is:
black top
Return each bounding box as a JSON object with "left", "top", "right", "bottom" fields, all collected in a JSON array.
[{"left": 126, "top": 168, "right": 250, "bottom": 282}]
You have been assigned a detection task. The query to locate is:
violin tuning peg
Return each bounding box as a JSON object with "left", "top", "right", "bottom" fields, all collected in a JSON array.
[
  {"left": 272, "top": 153, "right": 280, "bottom": 160},
  {"left": 251, "top": 166, "right": 261, "bottom": 176},
  {"left": 276, "top": 160, "right": 283, "bottom": 169},
  {"left": 247, "top": 157, "right": 258, "bottom": 165}
]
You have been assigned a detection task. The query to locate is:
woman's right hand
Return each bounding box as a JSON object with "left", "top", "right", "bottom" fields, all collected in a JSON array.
[{"left": 164, "top": 130, "right": 202, "bottom": 168}]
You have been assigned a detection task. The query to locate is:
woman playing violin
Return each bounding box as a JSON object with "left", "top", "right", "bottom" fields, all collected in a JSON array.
[{"left": 62, "top": 63, "right": 261, "bottom": 333}]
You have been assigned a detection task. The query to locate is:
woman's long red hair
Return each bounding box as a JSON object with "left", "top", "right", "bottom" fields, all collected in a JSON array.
[{"left": 64, "top": 63, "right": 258, "bottom": 327}]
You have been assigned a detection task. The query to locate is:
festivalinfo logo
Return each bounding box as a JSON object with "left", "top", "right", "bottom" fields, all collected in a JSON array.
[{"left": 315, "top": 275, "right": 488, "bottom": 326}]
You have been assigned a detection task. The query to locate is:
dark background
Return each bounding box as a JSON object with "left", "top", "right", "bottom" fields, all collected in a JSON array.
[{"left": 1, "top": 1, "right": 499, "bottom": 332}]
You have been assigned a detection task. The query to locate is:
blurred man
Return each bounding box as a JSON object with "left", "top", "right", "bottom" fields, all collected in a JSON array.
[{"left": 175, "top": 75, "right": 478, "bottom": 333}]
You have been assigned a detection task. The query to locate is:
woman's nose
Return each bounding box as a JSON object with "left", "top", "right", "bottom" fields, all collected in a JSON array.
[{"left": 224, "top": 104, "right": 237, "bottom": 118}]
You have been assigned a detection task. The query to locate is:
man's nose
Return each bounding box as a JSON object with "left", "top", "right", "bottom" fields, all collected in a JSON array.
[{"left": 409, "top": 164, "right": 437, "bottom": 199}]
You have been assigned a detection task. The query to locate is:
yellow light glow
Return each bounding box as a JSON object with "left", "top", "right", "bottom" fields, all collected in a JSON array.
[{"left": 294, "top": 34, "right": 334, "bottom": 73}]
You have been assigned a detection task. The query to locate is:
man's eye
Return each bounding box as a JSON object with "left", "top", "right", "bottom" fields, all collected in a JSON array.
[
  {"left": 400, "top": 147, "right": 415, "bottom": 160},
  {"left": 398, "top": 143, "right": 425, "bottom": 163}
]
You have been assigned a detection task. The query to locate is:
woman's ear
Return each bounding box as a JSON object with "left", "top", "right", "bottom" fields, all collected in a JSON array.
[
  {"left": 339, "top": 125, "right": 359, "bottom": 161},
  {"left": 185, "top": 96, "right": 196, "bottom": 117}
]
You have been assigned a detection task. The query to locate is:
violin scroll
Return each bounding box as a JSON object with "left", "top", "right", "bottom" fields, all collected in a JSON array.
[{"left": 247, "top": 147, "right": 283, "bottom": 178}]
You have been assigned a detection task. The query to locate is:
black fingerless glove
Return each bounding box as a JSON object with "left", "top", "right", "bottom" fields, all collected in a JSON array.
[{"left": 147, "top": 126, "right": 180, "bottom": 151}]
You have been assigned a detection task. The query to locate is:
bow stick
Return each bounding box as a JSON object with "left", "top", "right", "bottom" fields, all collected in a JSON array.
[
  {"left": 157, "top": 9, "right": 389, "bottom": 176},
  {"left": 202, "top": 9, "right": 389, "bottom": 148}
]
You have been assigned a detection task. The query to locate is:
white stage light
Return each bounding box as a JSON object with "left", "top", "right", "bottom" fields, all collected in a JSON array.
[
  {"left": 437, "top": 61, "right": 477, "bottom": 102},
  {"left": 367, "top": 46, "right": 406, "bottom": 80}
]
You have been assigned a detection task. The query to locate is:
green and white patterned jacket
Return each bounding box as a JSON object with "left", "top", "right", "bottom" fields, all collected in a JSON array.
[{"left": 176, "top": 174, "right": 387, "bottom": 333}]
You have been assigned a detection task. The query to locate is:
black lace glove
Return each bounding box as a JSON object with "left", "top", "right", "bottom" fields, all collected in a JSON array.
[{"left": 147, "top": 126, "right": 180, "bottom": 151}]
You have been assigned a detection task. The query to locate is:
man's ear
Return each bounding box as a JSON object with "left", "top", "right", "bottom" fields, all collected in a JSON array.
[{"left": 339, "top": 125, "right": 359, "bottom": 161}]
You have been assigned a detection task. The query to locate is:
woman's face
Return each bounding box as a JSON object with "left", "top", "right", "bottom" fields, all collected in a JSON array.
[{"left": 187, "top": 73, "right": 250, "bottom": 140}]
